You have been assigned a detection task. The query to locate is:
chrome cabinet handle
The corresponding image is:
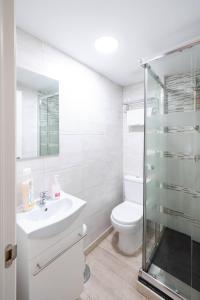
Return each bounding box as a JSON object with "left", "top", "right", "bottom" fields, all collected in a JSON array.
[{"left": 32, "top": 232, "right": 87, "bottom": 277}]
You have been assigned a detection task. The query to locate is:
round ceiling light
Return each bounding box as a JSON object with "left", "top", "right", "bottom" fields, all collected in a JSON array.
[{"left": 94, "top": 36, "right": 119, "bottom": 54}]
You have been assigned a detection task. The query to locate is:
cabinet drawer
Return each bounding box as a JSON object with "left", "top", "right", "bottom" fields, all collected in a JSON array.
[
  {"left": 30, "top": 241, "right": 85, "bottom": 300},
  {"left": 30, "top": 224, "right": 86, "bottom": 276},
  {"left": 29, "top": 225, "right": 86, "bottom": 300}
]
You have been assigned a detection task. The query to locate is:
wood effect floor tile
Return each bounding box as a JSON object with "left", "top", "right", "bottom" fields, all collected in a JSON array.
[{"left": 80, "top": 231, "right": 147, "bottom": 300}]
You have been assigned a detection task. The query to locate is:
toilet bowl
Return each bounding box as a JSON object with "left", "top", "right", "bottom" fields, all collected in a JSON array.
[{"left": 111, "top": 175, "right": 143, "bottom": 255}]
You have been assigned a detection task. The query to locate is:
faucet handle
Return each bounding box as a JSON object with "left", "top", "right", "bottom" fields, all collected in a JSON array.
[{"left": 40, "top": 191, "right": 49, "bottom": 199}]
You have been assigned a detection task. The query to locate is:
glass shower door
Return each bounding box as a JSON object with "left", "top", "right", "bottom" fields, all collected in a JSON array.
[
  {"left": 142, "top": 47, "right": 200, "bottom": 299},
  {"left": 143, "top": 65, "right": 164, "bottom": 272},
  {"left": 140, "top": 42, "right": 200, "bottom": 299},
  {"left": 189, "top": 43, "right": 200, "bottom": 300}
]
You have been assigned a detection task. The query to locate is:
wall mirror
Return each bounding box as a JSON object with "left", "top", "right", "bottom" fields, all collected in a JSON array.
[{"left": 16, "top": 67, "right": 59, "bottom": 159}]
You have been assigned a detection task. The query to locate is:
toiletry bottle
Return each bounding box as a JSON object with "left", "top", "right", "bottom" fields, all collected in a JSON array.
[
  {"left": 21, "top": 168, "right": 34, "bottom": 211},
  {"left": 52, "top": 174, "right": 61, "bottom": 200}
]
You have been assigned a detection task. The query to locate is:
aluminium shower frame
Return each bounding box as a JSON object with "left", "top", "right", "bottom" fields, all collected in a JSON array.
[{"left": 139, "top": 38, "right": 200, "bottom": 300}]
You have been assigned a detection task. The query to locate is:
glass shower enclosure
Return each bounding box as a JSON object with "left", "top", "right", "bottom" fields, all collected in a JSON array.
[{"left": 139, "top": 41, "right": 200, "bottom": 300}]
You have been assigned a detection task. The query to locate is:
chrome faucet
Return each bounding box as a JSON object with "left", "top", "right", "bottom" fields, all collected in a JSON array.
[{"left": 39, "top": 191, "right": 50, "bottom": 206}]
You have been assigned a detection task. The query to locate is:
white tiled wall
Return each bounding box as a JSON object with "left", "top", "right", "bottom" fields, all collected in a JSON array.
[
  {"left": 123, "top": 82, "right": 144, "bottom": 177},
  {"left": 16, "top": 29, "right": 123, "bottom": 247}
]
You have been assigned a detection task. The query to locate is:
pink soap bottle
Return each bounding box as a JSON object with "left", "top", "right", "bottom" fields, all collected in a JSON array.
[{"left": 52, "top": 174, "right": 61, "bottom": 200}]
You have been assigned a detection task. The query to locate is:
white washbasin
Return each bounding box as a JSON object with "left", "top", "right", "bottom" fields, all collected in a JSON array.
[{"left": 17, "top": 191, "right": 86, "bottom": 238}]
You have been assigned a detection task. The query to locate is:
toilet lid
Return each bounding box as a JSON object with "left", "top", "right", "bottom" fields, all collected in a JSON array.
[{"left": 112, "top": 201, "right": 143, "bottom": 225}]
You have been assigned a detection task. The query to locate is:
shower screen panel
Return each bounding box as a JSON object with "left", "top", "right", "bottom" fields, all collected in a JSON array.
[{"left": 141, "top": 43, "right": 200, "bottom": 300}]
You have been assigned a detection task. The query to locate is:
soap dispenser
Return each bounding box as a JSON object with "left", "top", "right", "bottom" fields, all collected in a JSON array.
[{"left": 52, "top": 174, "right": 61, "bottom": 200}]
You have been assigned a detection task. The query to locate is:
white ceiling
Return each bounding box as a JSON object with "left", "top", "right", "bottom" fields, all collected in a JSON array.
[{"left": 16, "top": 0, "right": 200, "bottom": 86}]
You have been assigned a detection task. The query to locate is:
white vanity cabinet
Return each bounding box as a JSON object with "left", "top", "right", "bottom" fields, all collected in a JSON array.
[{"left": 17, "top": 224, "right": 87, "bottom": 300}]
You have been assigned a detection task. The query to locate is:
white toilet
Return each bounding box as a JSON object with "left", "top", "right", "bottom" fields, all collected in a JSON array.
[{"left": 111, "top": 175, "right": 143, "bottom": 255}]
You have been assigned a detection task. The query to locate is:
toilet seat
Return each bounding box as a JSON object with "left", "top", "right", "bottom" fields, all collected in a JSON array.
[{"left": 112, "top": 201, "right": 143, "bottom": 226}]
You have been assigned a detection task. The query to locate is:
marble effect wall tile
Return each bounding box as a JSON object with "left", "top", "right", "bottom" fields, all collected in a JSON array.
[{"left": 16, "top": 29, "right": 123, "bottom": 247}]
